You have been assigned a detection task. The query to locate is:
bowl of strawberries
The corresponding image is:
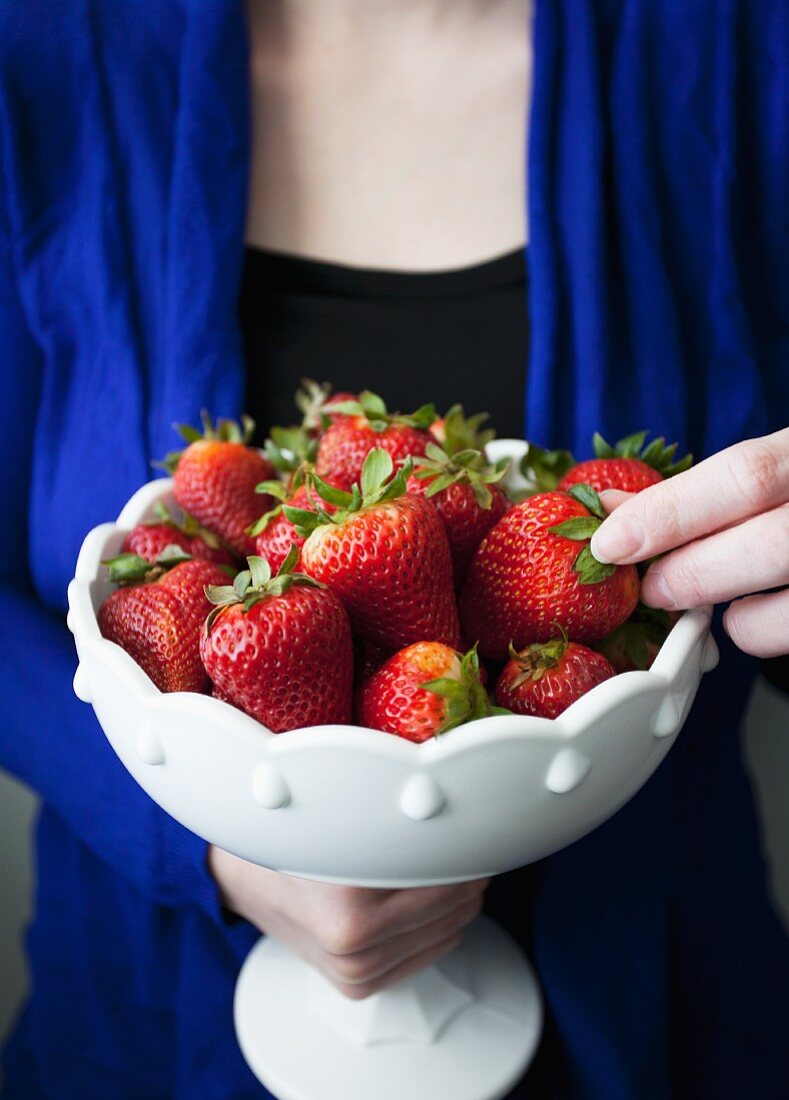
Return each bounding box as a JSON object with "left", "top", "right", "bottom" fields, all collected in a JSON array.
[{"left": 67, "top": 389, "right": 718, "bottom": 1100}]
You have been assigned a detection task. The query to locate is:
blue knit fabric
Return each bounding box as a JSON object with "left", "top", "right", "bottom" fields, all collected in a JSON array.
[{"left": 1, "top": 3, "right": 787, "bottom": 1097}]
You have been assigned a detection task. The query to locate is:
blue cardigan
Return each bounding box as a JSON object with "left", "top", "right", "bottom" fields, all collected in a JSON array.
[{"left": 1, "top": 3, "right": 787, "bottom": 1097}]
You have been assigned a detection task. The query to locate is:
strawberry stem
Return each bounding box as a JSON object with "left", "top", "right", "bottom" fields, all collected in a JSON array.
[
  {"left": 204, "top": 548, "right": 324, "bottom": 632},
  {"left": 592, "top": 430, "right": 692, "bottom": 477},
  {"left": 422, "top": 646, "right": 502, "bottom": 735},
  {"left": 548, "top": 483, "right": 617, "bottom": 584},
  {"left": 102, "top": 544, "right": 192, "bottom": 584},
  {"left": 284, "top": 448, "right": 413, "bottom": 536}
]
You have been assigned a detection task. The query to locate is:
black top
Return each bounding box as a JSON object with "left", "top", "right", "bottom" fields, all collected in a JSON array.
[{"left": 240, "top": 247, "right": 528, "bottom": 440}]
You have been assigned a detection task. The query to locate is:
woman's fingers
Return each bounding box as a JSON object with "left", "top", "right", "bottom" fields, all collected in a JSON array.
[
  {"left": 329, "top": 930, "right": 466, "bottom": 1001},
  {"left": 590, "top": 429, "right": 789, "bottom": 565},
  {"left": 640, "top": 504, "right": 789, "bottom": 610},
  {"left": 314, "top": 879, "right": 489, "bottom": 957},
  {"left": 375, "top": 878, "right": 490, "bottom": 942},
  {"left": 323, "top": 893, "right": 484, "bottom": 996},
  {"left": 722, "top": 589, "right": 789, "bottom": 658}
]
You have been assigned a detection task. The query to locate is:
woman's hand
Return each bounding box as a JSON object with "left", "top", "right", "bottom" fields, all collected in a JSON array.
[
  {"left": 208, "top": 847, "right": 488, "bottom": 1000},
  {"left": 589, "top": 428, "right": 789, "bottom": 658}
]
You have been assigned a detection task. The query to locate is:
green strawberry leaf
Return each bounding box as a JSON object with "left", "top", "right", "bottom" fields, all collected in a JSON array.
[
  {"left": 248, "top": 556, "right": 272, "bottom": 588},
  {"left": 424, "top": 472, "right": 458, "bottom": 497},
  {"left": 278, "top": 543, "right": 301, "bottom": 576},
  {"left": 591, "top": 432, "right": 616, "bottom": 459},
  {"left": 358, "top": 390, "right": 388, "bottom": 418},
  {"left": 592, "top": 430, "right": 692, "bottom": 477},
  {"left": 361, "top": 448, "right": 394, "bottom": 498},
  {"left": 566, "top": 482, "right": 607, "bottom": 519},
  {"left": 233, "top": 570, "right": 252, "bottom": 599},
  {"left": 408, "top": 402, "right": 438, "bottom": 430},
  {"left": 282, "top": 505, "right": 323, "bottom": 537},
  {"left": 255, "top": 480, "right": 288, "bottom": 500},
  {"left": 549, "top": 517, "right": 602, "bottom": 540},
  {"left": 572, "top": 544, "right": 617, "bottom": 584},
  {"left": 519, "top": 443, "right": 576, "bottom": 491},
  {"left": 326, "top": 400, "right": 365, "bottom": 417},
  {"left": 309, "top": 473, "right": 354, "bottom": 509},
  {"left": 438, "top": 405, "right": 496, "bottom": 456},
  {"left": 102, "top": 552, "right": 154, "bottom": 584}
]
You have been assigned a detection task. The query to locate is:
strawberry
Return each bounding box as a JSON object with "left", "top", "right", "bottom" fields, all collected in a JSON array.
[
  {"left": 286, "top": 449, "right": 461, "bottom": 651},
  {"left": 122, "top": 523, "right": 193, "bottom": 564},
  {"left": 459, "top": 484, "right": 640, "bottom": 657},
  {"left": 160, "top": 413, "right": 277, "bottom": 558},
  {"left": 494, "top": 627, "right": 615, "bottom": 719},
  {"left": 98, "top": 554, "right": 230, "bottom": 693},
  {"left": 407, "top": 443, "right": 510, "bottom": 584},
  {"left": 558, "top": 431, "right": 693, "bottom": 494},
  {"left": 429, "top": 404, "right": 496, "bottom": 458},
  {"left": 249, "top": 478, "right": 340, "bottom": 574},
  {"left": 249, "top": 484, "right": 312, "bottom": 573},
  {"left": 122, "top": 502, "right": 237, "bottom": 567},
  {"left": 358, "top": 643, "right": 500, "bottom": 742},
  {"left": 200, "top": 550, "right": 353, "bottom": 732},
  {"left": 594, "top": 604, "right": 680, "bottom": 672},
  {"left": 315, "top": 390, "right": 436, "bottom": 491}
]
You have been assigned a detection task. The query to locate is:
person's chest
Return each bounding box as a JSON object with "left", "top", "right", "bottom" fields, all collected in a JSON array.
[{"left": 245, "top": 0, "right": 533, "bottom": 270}]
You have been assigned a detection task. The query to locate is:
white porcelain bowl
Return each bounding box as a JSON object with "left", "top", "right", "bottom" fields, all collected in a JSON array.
[{"left": 67, "top": 441, "right": 718, "bottom": 887}]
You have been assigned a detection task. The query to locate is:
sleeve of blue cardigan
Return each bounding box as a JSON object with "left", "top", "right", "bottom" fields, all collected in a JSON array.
[{"left": 0, "top": 174, "right": 229, "bottom": 926}]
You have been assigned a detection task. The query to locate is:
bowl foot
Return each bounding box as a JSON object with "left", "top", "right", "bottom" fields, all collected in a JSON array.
[{"left": 234, "top": 915, "right": 542, "bottom": 1100}]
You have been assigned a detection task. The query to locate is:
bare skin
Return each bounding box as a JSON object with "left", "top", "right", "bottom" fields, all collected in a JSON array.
[{"left": 245, "top": 0, "right": 533, "bottom": 269}]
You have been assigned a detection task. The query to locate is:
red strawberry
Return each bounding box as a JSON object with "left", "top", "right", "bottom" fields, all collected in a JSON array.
[
  {"left": 407, "top": 444, "right": 510, "bottom": 584},
  {"left": 315, "top": 391, "right": 436, "bottom": 492},
  {"left": 358, "top": 643, "right": 498, "bottom": 742},
  {"left": 161, "top": 413, "right": 277, "bottom": 558},
  {"left": 249, "top": 483, "right": 337, "bottom": 574},
  {"left": 98, "top": 555, "right": 230, "bottom": 693},
  {"left": 560, "top": 457, "right": 662, "bottom": 494},
  {"left": 200, "top": 551, "right": 353, "bottom": 732},
  {"left": 286, "top": 449, "right": 461, "bottom": 651},
  {"left": 122, "top": 503, "right": 237, "bottom": 567},
  {"left": 558, "top": 431, "right": 692, "bottom": 494},
  {"left": 122, "top": 523, "right": 193, "bottom": 563},
  {"left": 459, "top": 484, "right": 640, "bottom": 658},
  {"left": 252, "top": 484, "right": 312, "bottom": 573},
  {"left": 494, "top": 628, "right": 615, "bottom": 719}
]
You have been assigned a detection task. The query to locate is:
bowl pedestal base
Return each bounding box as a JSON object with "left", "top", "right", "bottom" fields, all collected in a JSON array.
[{"left": 234, "top": 916, "right": 542, "bottom": 1100}]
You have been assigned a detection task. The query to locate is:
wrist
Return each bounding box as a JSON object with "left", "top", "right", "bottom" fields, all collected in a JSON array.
[{"left": 207, "top": 844, "right": 245, "bottom": 922}]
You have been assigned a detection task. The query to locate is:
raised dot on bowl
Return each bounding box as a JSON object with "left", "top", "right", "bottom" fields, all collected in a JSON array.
[
  {"left": 399, "top": 775, "right": 446, "bottom": 821},
  {"left": 545, "top": 748, "right": 591, "bottom": 794},
  {"left": 73, "top": 664, "right": 93, "bottom": 704},
  {"left": 652, "top": 695, "right": 682, "bottom": 739},
  {"left": 136, "top": 720, "right": 165, "bottom": 766},
  {"left": 252, "top": 763, "right": 290, "bottom": 809}
]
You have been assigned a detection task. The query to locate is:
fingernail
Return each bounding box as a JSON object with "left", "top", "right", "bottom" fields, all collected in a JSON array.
[
  {"left": 642, "top": 567, "right": 677, "bottom": 610},
  {"left": 590, "top": 516, "right": 646, "bottom": 563}
]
